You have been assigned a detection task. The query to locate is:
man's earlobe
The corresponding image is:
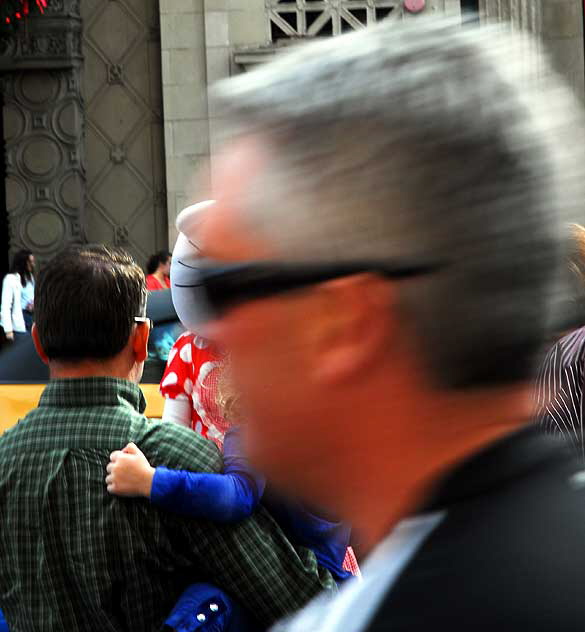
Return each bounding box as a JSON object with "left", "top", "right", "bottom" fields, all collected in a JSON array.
[
  {"left": 31, "top": 324, "right": 49, "bottom": 365},
  {"left": 132, "top": 323, "right": 149, "bottom": 364}
]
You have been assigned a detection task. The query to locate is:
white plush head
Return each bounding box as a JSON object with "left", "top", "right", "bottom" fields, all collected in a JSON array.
[{"left": 171, "top": 200, "right": 216, "bottom": 333}]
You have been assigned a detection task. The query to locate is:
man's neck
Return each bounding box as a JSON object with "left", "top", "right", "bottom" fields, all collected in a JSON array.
[
  {"left": 49, "top": 360, "right": 134, "bottom": 381},
  {"left": 321, "top": 384, "right": 533, "bottom": 552}
]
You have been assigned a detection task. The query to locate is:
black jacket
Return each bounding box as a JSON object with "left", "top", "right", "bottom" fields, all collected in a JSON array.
[{"left": 366, "top": 427, "right": 585, "bottom": 631}]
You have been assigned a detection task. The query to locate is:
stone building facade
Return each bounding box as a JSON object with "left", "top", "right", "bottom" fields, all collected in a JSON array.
[
  {"left": 159, "top": 0, "right": 462, "bottom": 246},
  {"left": 0, "top": 0, "right": 583, "bottom": 274}
]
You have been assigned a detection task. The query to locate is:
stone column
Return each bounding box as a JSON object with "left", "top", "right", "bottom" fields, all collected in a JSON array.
[
  {"left": 479, "top": 0, "right": 585, "bottom": 101},
  {"left": 1, "top": 0, "right": 85, "bottom": 265},
  {"left": 159, "top": 0, "right": 210, "bottom": 245},
  {"left": 159, "top": 0, "right": 266, "bottom": 245}
]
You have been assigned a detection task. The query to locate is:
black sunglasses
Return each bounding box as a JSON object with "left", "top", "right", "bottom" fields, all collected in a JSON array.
[{"left": 172, "top": 258, "right": 442, "bottom": 326}]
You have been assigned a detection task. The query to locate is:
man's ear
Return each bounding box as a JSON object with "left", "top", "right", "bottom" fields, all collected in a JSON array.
[
  {"left": 132, "top": 322, "right": 150, "bottom": 364},
  {"left": 309, "top": 275, "right": 395, "bottom": 385},
  {"left": 31, "top": 324, "right": 49, "bottom": 365}
]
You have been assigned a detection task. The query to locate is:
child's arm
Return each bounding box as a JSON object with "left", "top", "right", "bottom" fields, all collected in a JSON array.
[
  {"left": 106, "top": 429, "right": 266, "bottom": 523},
  {"left": 152, "top": 465, "right": 263, "bottom": 522},
  {"left": 162, "top": 398, "right": 192, "bottom": 428}
]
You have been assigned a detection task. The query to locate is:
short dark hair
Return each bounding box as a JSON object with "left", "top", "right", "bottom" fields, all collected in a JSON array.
[
  {"left": 146, "top": 251, "right": 171, "bottom": 275},
  {"left": 35, "top": 245, "right": 146, "bottom": 362}
]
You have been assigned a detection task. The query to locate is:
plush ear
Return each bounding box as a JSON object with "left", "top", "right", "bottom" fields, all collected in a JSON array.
[
  {"left": 31, "top": 324, "right": 49, "bottom": 365},
  {"left": 132, "top": 322, "right": 150, "bottom": 364}
]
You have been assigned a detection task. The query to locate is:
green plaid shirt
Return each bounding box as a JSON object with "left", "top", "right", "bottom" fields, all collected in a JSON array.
[{"left": 0, "top": 377, "right": 335, "bottom": 631}]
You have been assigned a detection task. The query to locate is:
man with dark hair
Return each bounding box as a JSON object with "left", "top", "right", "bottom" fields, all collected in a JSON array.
[
  {"left": 34, "top": 246, "right": 148, "bottom": 362},
  {"left": 0, "top": 245, "right": 335, "bottom": 631}
]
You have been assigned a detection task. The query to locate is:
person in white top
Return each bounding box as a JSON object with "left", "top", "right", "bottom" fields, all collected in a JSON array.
[
  {"left": 1, "top": 250, "right": 34, "bottom": 341},
  {"left": 16, "top": 250, "right": 35, "bottom": 331}
]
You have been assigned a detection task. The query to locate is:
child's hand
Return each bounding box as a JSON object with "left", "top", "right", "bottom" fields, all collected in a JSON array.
[{"left": 105, "top": 443, "right": 155, "bottom": 498}]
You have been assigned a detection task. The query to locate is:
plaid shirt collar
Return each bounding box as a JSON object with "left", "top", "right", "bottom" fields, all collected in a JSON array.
[{"left": 38, "top": 376, "right": 146, "bottom": 414}]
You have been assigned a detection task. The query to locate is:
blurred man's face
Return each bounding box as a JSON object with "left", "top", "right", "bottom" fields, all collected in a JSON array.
[{"left": 196, "top": 140, "right": 332, "bottom": 494}]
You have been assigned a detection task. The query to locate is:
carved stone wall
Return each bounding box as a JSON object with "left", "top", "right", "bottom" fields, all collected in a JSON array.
[
  {"left": 81, "top": 0, "right": 168, "bottom": 268},
  {"left": 1, "top": 0, "right": 85, "bottom": 266},
  {"left": 0, "top": 0, "right": 83, "bottom": 71},
  {"left": 3, "top": 70, "right": 84, "bottom": 261}
]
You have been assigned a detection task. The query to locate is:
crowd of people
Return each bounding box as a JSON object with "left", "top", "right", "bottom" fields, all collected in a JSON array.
[{"left": 3, "top": 15, "right": 585, "bottom": 632}]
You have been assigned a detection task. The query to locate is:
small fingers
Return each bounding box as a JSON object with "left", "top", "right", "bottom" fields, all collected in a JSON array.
[{"left": 105, "top": 474, "right": 116, "bottom": 494}]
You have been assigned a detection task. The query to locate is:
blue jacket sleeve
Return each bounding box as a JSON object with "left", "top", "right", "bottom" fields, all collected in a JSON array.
[{"left": 150, "top": 426, "right": 266, "bottom": 523}]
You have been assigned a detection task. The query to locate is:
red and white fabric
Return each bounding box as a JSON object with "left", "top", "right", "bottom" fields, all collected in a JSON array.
[
  {"left": 160, "top": 332, "right": 230, "bottom": 448},
  {"left": 146, "top": 274, "right": 170, "bottom": 291},
  {"left": 342, "top": 546, "right": 361, "bottom": 579}
]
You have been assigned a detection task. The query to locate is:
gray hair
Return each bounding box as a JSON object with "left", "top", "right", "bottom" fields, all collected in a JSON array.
[{"left": 213, "top": 18, "right": 585, "bottom": 388}]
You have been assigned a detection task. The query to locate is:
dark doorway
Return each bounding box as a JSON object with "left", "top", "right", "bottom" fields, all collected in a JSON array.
[{"left": 461, "top": 0, "right": 480, "bottom": 23}]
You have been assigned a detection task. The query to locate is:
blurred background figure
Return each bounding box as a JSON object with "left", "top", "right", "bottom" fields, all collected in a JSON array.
[
  {"left": 1, "top": 249, "right": 33, "bottom": 343},
  {"left": 180, "top": 17, "right": 585, "bottom": 632},
  {"left": 534, "top": 224, "right": 585, "bottom": 458},
  {"left": 145, "top": 250, "right": 171, "bottom": 291},
  {"left": 18, "top": 251, "right": 35, "bottom": 332}
]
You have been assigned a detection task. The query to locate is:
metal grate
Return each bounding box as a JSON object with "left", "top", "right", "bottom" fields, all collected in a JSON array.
[{"left": 267, "top": 0, "right": 402, "bottom": 42}]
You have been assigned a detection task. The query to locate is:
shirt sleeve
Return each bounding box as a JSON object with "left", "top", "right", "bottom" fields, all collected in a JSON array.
[
  {"left": 150, "top": 467, "right": 261, "bottom": 522},
  {"left": 162, "top": 398, "right": 192, "bottom": 428},
  {"left": 134, "top": 420, "right": 337, "bottom": 626},
  {"left": 149, "top": 426, "right": 265, "bottom": 522}
]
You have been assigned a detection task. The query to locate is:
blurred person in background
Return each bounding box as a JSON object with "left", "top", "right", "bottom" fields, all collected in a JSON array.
[
  {"left": 535, "top": 224, "right": 585, "bottom": 458},
  {"left": 145, "top": 250, "right": 171, "bottom": 290},
  {"left": 0, "top": 249, "right": 32, "bottom": 342},
  {"left": 18, "top": 250, "right": 35, "bottom": 331},
  {"left": 180, "top": 18, "right": 585, "bottom": 632}
]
